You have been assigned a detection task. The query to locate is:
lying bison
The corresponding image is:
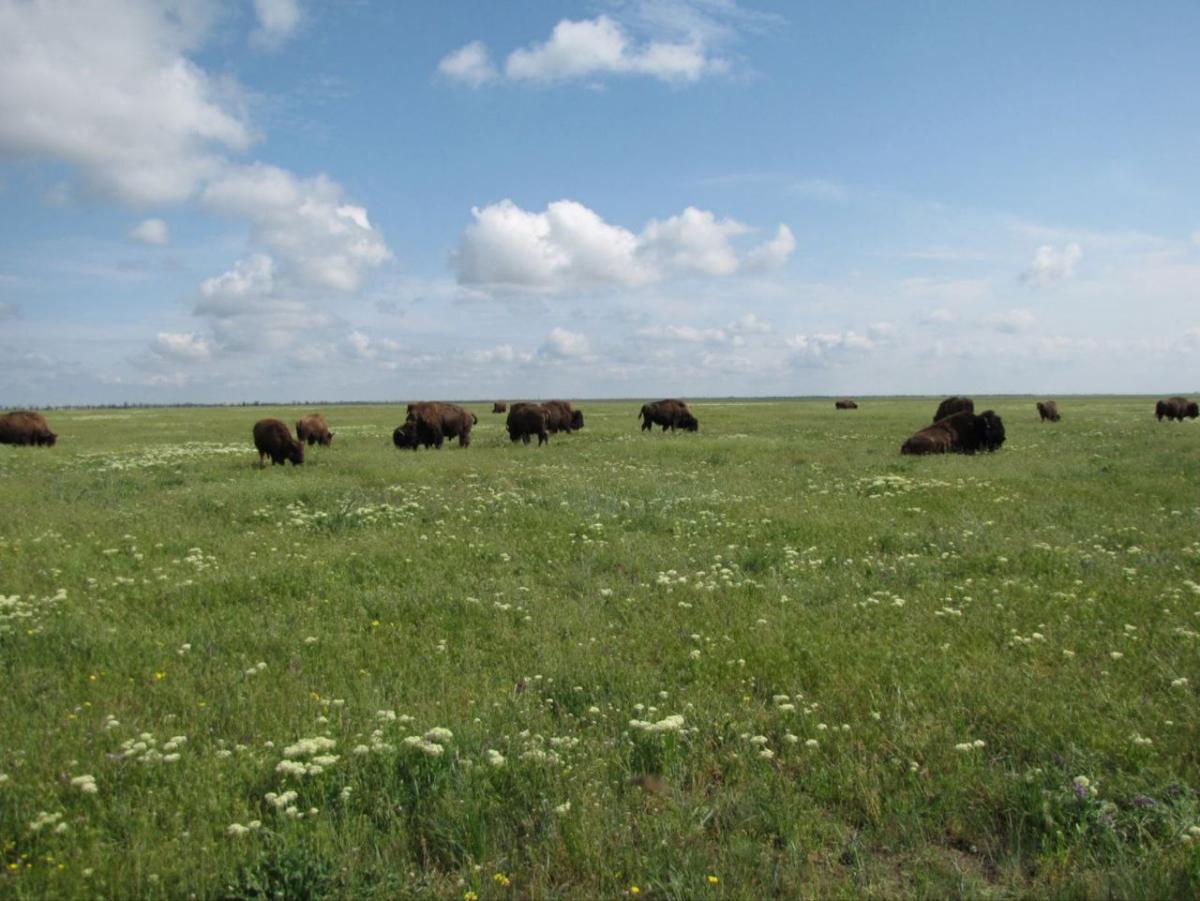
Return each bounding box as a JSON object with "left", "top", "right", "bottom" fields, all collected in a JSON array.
[
  {"left": 543, "top": 400, "right": 584, "bottom": 433},
  {"left": 901, "top": 409, "right": 1006, "bottom": 455},
  {"left": 1036, "top": 400, "right": 1061, "bottom": 422},
  {"left": 835, "top": 400, "right": 858, "bottom": 410},
  {"left": 492, "top": 401, "right": 507, "bottom": 414},
  {"left": 296, "top": 413, "right": 333, "bottom": 446},
  {"left": 933, "top": 396, "right": 974, "bottom": 422},
  {"left": 1156, "top": 397, "right": 1199, "bottom": 421},
  {"left": 639, "top": 399, "right": 698, "bottom": 432},
  {"left": 506, "top": 402, "right": 549, "bottom": 446},
  {"left": 396, "top": 402, "right": 476, "bottom": 450},
  {"left": 254, "top": 418, "right": 304, "bottom": 466},
  {"left": 0, "top": 410, "right": 57, "bottom": 446}
]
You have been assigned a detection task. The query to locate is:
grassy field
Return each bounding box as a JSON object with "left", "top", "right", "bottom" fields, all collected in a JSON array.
[{"left": 1, "top": 396, "right": 1199, "bottom": 899}]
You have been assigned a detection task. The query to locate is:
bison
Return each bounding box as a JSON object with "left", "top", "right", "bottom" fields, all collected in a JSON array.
[
  {"left": 506, "top": 402, "right": 550, "bottom": 446},
  {"left": 639, "top": 399, "right": 698, "bottom": 432},
  {"left": 253, "top": 418, "right": 304, "bottom": 466},
  {"left": 835, "top": 400, "right": 859, "bottom": 410},
  {"left": 296, "top": 413, "right": 333, "bottom": 446},
  {"left": 543, "top": 400, "right": 585, "bottom": 433},
  {"left": 933, "top": 396, "right": 974, "bottom": 422},
  {"left": 398, "top": 402, "right": 476, "bottom": 450},
  {"left": 1036, "top": 400, "right": 1061, "bottom": 422},
  {"left": 0, "top": 410, "right": 57, "bottom": 446},
  {"left": 492, "top": 401, "right": 507, "bottom": 414},
  {"left": 901, "top": 410, "right": 1005, "bottom": 455},
  {"left": 1156, "top": 397, "right": 1199, "bottom": 422}
]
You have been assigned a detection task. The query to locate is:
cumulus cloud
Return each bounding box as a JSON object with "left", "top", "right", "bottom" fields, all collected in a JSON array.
[
  {"left": 743, "top": 225, "right": 796, "bottom": 272},
  {"left": 1023, "top": 242, "right": 1082, "bottom": 286},
  {"left": 151, "top": 331, "right": 212, "bottom": 362},
  {"left": 437, "top": 41, "right": 497, "bottom": 87},
  {"left": 440, "top": 11, "right": 735, "bottom": 86},
  {"left": 0, "top": 0, "right": 252, "bottom": 204},
  {"left": 203, "top": 163, "right": 390, "bottom": 292},
  {"left": 786, "top": 329, "right": 879, "bottom": 366},
  {"left": 988, "top": 308, "right": 1036, "bottom": 333},
  {"left": 251, "top": 0, "right": 303, "bottom": 50},
  {"left": 538, "top": 327, "right": 592, "bottom": 360},
  {"left": 342, "top": 331, "right": 399, "bottom": 361},
  {"left": 129, "top": 218, "right": 170, "bottom": 245},
  {"left": 453, "top": 199, "right": 792, "bottom": 294},
  {"left": 636, "top": 313, "right": 775, "bottom": 347}
]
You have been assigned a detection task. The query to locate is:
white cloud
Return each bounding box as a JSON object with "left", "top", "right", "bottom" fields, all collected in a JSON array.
[
  {"left": 453, "top": 198, "right": 791, "bottom": 294},
  {"left": 251, "top": 0, "right": 303, "bottom": 50},
  {"left": 744, "top": 224, "right": 795, "bottom": 272},
  {"left": 0, "top": 0, "right": 252, "bottom": 204},
  {"left": 196, "top": 254, "right": 277, "bottom": 315},
  {"left": 1023, "top": 242, "right": 1082, "bottom": 286},
  {"left": 152, "top": 331, "right": 212, "bottom": 362},
  {"left": 342, "top": 331, "right": 400, "bottom": 361},
  {"left": 203, "top": 163, "right": 390, "bottom": 292},
  {"left": 130, "top": 218, "right": 169, "bottom": 245},
  {"left": 988, "top": 308, "right": 1036, "bottom": 333},
  {"left": 637, "top": 323, "right": 730, "bottom": 344},
  {"left": 468, "top": 344, "right": 522, "bottom": 365},
  {"left": 539, "top": 327, "right": 592, "bottom": 359},
  {"left": 919, "top": 307, "right": 958, "bottom": 325},
  {"left": 437, "top": 41, "right": 497, "bottom": 87},
  {"left": 786, "top": 329, "right": 879, "bottom": 366},
  {"left": 441, "top": 12, "right": 734, "bottom": 86}
]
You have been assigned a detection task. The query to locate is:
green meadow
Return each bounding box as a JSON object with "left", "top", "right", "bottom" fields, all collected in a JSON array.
[{"left": 2, "top": 396, "right": 1199, "bottom": 899}]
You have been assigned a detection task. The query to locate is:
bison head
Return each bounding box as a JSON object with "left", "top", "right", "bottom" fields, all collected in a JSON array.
[
  {"left": 570, "top": 410, "right": 585, "bottom": 430},
  {"left": 393, "top": 423, "right": 417, "bottom": 448},
  {"left": 288, "top": 440, "right": 305, "bottom": 465},
  {"left": 975, "top": 411, "right": 1005, "bottom": 451},
  {"left": 39, "top": 431, "right": 58, "bottom": 447},
  {"left": 680, "top": 412, "right": 699, "bottom": 432},
  {"left": 1187, "top": 402, "right": 1200, "bottom": 419}
]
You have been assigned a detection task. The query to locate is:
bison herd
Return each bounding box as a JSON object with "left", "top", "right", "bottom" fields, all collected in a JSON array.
[{"left": 3, "top": 396, "right": 1198, "bottom": 465}]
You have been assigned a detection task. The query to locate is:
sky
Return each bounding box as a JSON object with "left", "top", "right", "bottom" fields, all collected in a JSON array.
[{"left": 1, "top": 0, "right": 1199, "bottom": 405}]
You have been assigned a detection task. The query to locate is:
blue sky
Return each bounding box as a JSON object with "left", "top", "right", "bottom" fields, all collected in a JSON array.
[{"left": 2, "top": 0, "right": 1198, "bottom": 405}]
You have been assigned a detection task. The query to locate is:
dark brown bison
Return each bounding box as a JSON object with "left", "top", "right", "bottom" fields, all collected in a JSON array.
[
  {"left": 1036, "top": 400, "right": 1061, "bottom": 422},
  {"left": 901, "top": 410, "right": 1005, "bottom": 455},
  {"left": 1156, "top": 397, "right": 1199, "bottom": 422},
  {"left": 295, "top": 413, "right": 333, "bottom": 446},
  {"left": 492, "top": 401, "right": 507, "bottom": 414},
  {"left": 835, "top": 400, "right": 859, "bottom": 410},
  {"left": 506, "top": 402, "right": 550, "bottom": 446},
  {"left": 0, "top": 410, "right": 57, "bottom": 446},
  {"left": 253, "top": 419, "right": 304, "bottom": 466},
  {"left": 398, "top": 402, "right": 476, "bottom": 450},
  {"left": 933, "top": 396, "right": 974, "bottom": 422},
  {"left": 639, "top": 399, "right": 698, "bottom": 432},
  {"left": 543, "top": 400, "right": 585, "bottom": 433}
]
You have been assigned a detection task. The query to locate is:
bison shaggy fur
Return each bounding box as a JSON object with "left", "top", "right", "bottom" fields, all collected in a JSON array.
[
  {"left": 901, "top": 410, "right": 1006, "bottom": 456},
  {"left": 492, "top": 401, "right": 507, "bottom": 414},
  {"left": 933, "top": 396, "right": 974, "bottom": 422},
  {"left": 0, "top": 410, "right": 57, "bottom": 446},
  {"left": 296, "top": 413, "right": 334, "bottom": 446},
  {"left": 639, "top": 399, "right": 698, "bottom": 432},
  {"left": 254, "top": 418, "right": 304, "bottom": 466},
  {"left": 506, "top": 402, "right": 550, "bottom": 446},
  {"left": 835, "top": 399, "right": 859, "bottom": 410},
  {"left": 398, "top": 402, "right": 476, "bottom": 450},
  {"left": 1036, "top": 400, "right": 1061, "bottom": 422},
  {"left": 1156, "top": 397, "right": 1199, "bottom": 421},
  {"left": 542, "top": 400, "right": 584, "bottom": 433}
]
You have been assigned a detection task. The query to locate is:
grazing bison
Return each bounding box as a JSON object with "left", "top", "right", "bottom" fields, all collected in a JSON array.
[
  {"left": 639, "top": 399, "right": 699, "bottom": 432},
  {"left": 1156, "top": 397, "right": 1199, "bottom": 422},
  {"left": 506, "top": 402, "right": 550, "bottom": 446},
  {"left": 835, "top": 400, "right": 859, "bottom": 410},
  {"left": 933, "top": 396, "right": 974, "bottom": 422},
  {"left": 0, "top": 410, "right": 57, "bottom": 446},
  {"left": 253, "top": 419, "right": 304, "bottom": 466},
  {"left": 543, "top": 400, "right": 585, "bottom": 433},
  {"left": 492, "top": 401, "right": 507, "bottom": 414},
  {"left": 295, "top": 413, "right": 333, "bottom": 446},
  {"left": 1036, "top": 400, "right": 1061, "bottom": 422},
  {"left": 901, "top": 410, "right": 1006, "bottom": 455},
  {"left": 400, "top": 402, "right": 476, "bottom": 449}
]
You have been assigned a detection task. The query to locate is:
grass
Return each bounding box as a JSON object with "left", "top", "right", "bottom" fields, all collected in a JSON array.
[{"left": 1, "top": 396, "right": 1199, "bottom": 899}]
